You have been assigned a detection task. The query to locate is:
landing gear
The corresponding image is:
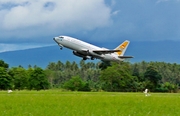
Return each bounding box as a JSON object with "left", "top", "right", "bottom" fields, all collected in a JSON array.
[
  {"left": 91, "top": 57, "right": 95, "bottom": 60},
  {"left": 58, "top": 44, "right": 63, "bottom": 50},
  {"left": 82, "top": 56, "right": 94, "bottom": 60},
  {"left": 83, "top": 57, "right": 87, "bottom": 60}
]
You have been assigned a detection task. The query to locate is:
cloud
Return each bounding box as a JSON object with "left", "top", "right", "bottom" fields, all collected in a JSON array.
[
  {"left": 1, "top": 0, "right": 180, "bottom": 44},
  {"left": 156, "top": 0, "right": 169, "bottom": 4},
  {"left": 112, "top": 10, "right": 120, "bottom": 15},
  {"left": 0, "top": 0, "right": 112, "bottom": 41}
]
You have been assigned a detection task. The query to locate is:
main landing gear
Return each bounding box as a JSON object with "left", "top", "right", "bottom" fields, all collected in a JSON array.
[
  {"left": 91, "top": 57, "right": 95, "bottom": 60},
  {"left": 83, "top": 57, "right": 95, "bottom": 60},
  {"left": 83, "top": 57, "right": 87, "bottom": 60}
]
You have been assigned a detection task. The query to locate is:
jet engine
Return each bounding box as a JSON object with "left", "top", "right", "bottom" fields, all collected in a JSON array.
[
  {"left": 73, "top": 51, "right": 91, "bottom": 60},
  {"left": 73, "top": 51, "right": 84, "bottom": 57}
]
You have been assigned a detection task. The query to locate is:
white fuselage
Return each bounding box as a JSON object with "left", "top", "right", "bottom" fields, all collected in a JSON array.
[{"left": 53, "top": 36, "right": 123, "bottom": 61}]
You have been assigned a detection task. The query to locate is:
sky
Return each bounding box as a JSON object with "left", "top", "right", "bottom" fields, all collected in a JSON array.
[{"left": 0, "top": 0, "right": 180, "bottom": 52}]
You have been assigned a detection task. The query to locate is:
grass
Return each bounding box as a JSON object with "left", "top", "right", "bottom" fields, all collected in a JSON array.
[{"left": 0, "top": 90, "right": 180, "bottom": 116}]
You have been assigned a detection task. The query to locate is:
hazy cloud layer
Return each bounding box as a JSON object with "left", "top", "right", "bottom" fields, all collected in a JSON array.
[{"left": 0, "top": 43, "right": 53, "bottom": 53}]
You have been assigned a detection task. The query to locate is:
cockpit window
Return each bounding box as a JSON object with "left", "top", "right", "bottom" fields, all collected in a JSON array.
[
  {"left": 59, "top": 36, "right": 64, "bottom": 39},
  {"left": 59, "top": 36, "right": 64, "bottom": 41}
]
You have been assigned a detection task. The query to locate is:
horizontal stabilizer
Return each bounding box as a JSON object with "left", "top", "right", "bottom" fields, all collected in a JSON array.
[{"left": 118, "top": 56, "right": 133, "bottom": 58}]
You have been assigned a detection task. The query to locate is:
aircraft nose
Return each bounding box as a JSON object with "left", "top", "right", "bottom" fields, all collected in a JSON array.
[
  {"left": 53, "top": 37, "right": 58, "bottom": 42},
  {"left": 53, "top": 37, "right": 56, "bottom": 41},
  {"left": 53, "top": 37, "right": 58, "bottom": 43}
]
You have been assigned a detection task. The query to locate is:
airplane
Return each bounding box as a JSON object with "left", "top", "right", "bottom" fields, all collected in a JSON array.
[{"left": 53, "top": 36, "right": 133, "bottom": 61}]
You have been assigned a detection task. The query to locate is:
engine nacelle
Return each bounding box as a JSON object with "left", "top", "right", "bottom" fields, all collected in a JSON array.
[
  {"left": 73, "top": 51, "right": 83, "bottom": 57},
  {"left": 73, "top": 51, "right": 91, "bottom": 59}
]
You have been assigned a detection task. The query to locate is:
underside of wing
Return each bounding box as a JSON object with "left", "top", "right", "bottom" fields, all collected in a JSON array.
[
  {"left": 93, "top": 49, "right": 121, "bottom": 54},
  {"left": 118, "top": 56, "right": 134, "bottom": 58}
]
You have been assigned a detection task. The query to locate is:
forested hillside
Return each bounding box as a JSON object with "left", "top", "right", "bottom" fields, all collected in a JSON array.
[{"left": 0, "top": 59, "right": 179, "bottom": 92}]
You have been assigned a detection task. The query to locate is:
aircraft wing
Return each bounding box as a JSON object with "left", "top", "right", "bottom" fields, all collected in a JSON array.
[
  {"left": 93, "top": 49, "right": 121, "bottom": 54},
  {"left": 118, "top": 56, "right": 134, "bottom": 58}
]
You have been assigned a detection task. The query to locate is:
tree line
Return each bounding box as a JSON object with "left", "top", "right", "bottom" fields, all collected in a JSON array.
[{"left": 0, "top": 59, "right": 179, "bottom": 92}]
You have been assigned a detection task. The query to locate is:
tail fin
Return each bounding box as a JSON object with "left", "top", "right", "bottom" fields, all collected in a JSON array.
[{"left": 114, "top": 40, "right": 130, "bottom": 56}]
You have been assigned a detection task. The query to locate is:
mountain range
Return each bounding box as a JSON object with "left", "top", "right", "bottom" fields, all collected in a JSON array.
[{"left": 0, "top": 41, "right": 180, "bottom": 68}]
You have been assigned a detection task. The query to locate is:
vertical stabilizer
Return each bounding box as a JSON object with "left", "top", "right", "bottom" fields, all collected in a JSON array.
[{"left": 114, "top": 40, "right": 130, "bottom": 56}]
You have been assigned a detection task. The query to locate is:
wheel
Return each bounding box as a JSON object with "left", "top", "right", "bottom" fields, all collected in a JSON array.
[
  {"left": 83, "top": 57, "right": 87, "bottom": 60},
  {"left": 91, "top": 57, "right": 94, "bottom": 60}
]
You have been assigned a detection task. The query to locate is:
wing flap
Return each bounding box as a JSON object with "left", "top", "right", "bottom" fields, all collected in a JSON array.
[{"left": 93, "top": 49, "right": 121, "bottom": 54}]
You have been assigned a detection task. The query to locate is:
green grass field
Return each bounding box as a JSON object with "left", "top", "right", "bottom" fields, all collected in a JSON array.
[{"left": 0, "top": 90, "right": 180, "bottom": 116}]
